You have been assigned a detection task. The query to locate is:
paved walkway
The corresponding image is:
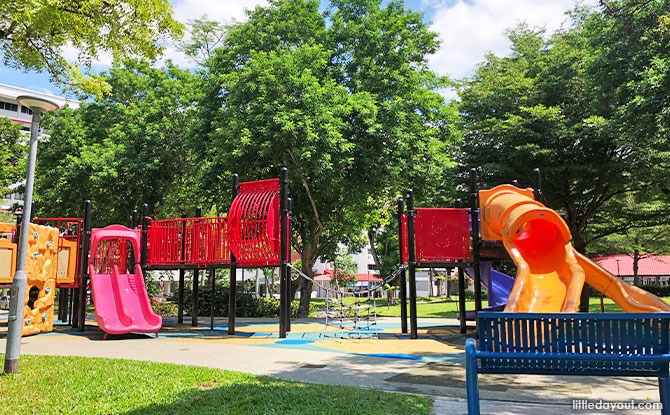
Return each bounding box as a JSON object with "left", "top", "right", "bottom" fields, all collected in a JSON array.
[{"left": 0, "top": 313, "right": 663, "bottom": 414}]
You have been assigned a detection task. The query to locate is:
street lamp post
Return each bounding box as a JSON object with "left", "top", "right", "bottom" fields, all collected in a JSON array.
[{"left": 4, "top": 96, "right": 60, "bottom": 374}]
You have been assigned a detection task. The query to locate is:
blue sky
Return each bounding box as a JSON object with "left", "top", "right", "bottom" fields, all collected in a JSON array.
[{"left": 0, "top": 0, "right": 589, "bottom": 98}]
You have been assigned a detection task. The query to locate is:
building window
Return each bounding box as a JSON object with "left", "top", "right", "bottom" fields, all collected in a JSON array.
[
  {"left": 20, "top": 106, "right": 32, "bottom": 115},
  {"left": 0, "top": 101, "right": 18, "bottom": 112}
]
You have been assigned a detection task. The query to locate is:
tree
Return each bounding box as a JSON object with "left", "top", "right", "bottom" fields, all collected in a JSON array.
[
  {"left": 35, "top": 61, "right": 202, "bottom": 224},
  {"left": 0, "top": 0, "right": 183, "bottom": 96},
  {"left": 458, "top": 2, "right": 670, "bottom": 311},
  {"left": 0, "top": 118, "right": 25, "bottom": 202},
  {"left": 198, "top": 0, "right": 455, "bottom": 316}
]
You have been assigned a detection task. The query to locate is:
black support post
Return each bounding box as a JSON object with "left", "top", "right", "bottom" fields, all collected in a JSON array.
[
  {"left": 469, "top": 169, "right": 483, "bottom": 315},
  {"left": 279, "top": 168, "right": 289, "bottom": 338},
  {"left": 192, "top": 206, "right": 202, "bottom": 327},
  {"left": 131, "top": 209, "right": 138, "bottom": 229},
  {"left": 210, "top": 268, "right": 216, "bottom": 330},
  {"left": 406, "top": 189, "right": 418, "bottom": 339},
  {"left": 76, "top": 200, "right": 91, "bottom": 331},
  {"left": 533, "top": 168, "right": 542, "bottom": 201},
  {"left": 397, "top": 198, "right": 408, "bottom": 334},
  {"left": 286, "top": 197, "right": 292, "bottom": 333},
  {"left": 177, "top": 212, "right": 187, "bottom": 324},
  {"left": 140, "top": 203, "right": 149, "bottom": 273},
  {"left": 228, "top": 176, "right": 239, "bottom": 335},
  {"left": 456, "top": 198, "right": 467, "bottom": 334}
]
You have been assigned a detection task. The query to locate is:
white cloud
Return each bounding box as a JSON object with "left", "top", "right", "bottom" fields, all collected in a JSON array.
[
  {"left": 428, "top": 0, "right": 597, "bottom": 81},
  {"left": 171, "top": 0, "right": 268, "bottom": 25}
]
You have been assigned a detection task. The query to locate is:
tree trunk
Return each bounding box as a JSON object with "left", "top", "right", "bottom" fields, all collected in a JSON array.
[
  {"left": 573, "top": 232, "right": 590, "bottom": 312},
  {"left": 297, "top": 243, "right": 317, "bottom": 317},
  {"left": 633, "top": 249, "right": 641, "bottom": 286}
]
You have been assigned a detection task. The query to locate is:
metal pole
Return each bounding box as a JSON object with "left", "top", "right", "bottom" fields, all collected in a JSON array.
[
  {"left": 210, "top": 268, "right": 215, "bottom": 330},
  {"left": 397, "top": 197, "right": 408, "bottom": 334},
  {"left": 469, "top": 168, "right": 483, "bottom": 314},
  {"left": 286, "top": 197, "right": 292, "bottom": 333},
  {"left": 406, "top": 189, "right": 418, "bottom": 339},
  {"left": 4, "top": 97, "right": 58, "bottom": 374},
  {"left": 228, "top": 176, "right": 239, "bottom": 335},
  {"left": 192, "top": 206, "right": 201, "bottom": 327},
  {"left": 456, "top": 198, "right": 467, "bottom": 334},
  {"left": 77, "top": 200, "right": 92, "bottom": 331},
  {"left": 131, "top": 209, "right": 138, "bottom": 229},
  {"left": 140, "top": 203, "right": 149, "bottom": 271},
  {"left": 533, "top": 168, "right": 542, "bottom": 201},
  {"left": 279, "top": 168, "right": 289, "bottom": 338},
  {"left": 177, "top": 212, "right": 186, "bottom": 324}
]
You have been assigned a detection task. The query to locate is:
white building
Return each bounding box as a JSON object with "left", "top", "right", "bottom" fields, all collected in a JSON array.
[{"left": 0, "top": 83, "right": 79, "bottom": 210}]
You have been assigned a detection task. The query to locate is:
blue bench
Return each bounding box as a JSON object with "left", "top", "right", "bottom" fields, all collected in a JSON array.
[{"left": 465, "top": 312, "right": 670, "bottom": 415}]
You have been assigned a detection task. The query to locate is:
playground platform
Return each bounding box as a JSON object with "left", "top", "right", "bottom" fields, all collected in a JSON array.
[{"left": 0, "top": 312, "right": 663, "bottom": 414}]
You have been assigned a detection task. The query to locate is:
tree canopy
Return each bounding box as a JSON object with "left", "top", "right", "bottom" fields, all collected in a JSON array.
[
  {"left": 36, "top": 61, "right": 201, "bottom": 225},
  {"left": 458, "top": 1, "right": 670, "bottom": 309},
  {"left": 0, "top": 0, "right": 183, "bottom": 96},
  {"left": 198, "top": 0, "right": 456, "bottom": 315}
]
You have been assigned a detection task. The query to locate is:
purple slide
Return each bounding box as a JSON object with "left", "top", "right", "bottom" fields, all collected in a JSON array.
[{"left": 463, "top": 262, "right": 515, "bottom": 320}]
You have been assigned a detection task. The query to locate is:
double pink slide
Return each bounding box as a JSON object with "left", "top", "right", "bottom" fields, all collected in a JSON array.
[{"left": 89, "top": 225, "right": 162, "bottom": 339}]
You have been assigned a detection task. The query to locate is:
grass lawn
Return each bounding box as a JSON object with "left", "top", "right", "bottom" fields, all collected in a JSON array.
[{"left": 0, "top": 355, "right": 432, "bottom": 415}]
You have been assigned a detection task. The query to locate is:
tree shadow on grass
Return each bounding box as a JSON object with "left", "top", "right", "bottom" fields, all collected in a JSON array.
[{"left": 122, "top": 375, "right": 431, "bottom": 415}]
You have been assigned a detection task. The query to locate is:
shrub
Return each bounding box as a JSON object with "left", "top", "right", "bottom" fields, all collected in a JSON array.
[{"left": 152, "top": 300, "right": 178, "bottom": 316}]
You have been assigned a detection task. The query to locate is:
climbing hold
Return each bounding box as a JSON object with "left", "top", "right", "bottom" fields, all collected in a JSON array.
[
  {"left": 33, "top": 252, "right": 40, "bottom": 257},
  {"left": 45, "top": 287, "right": 50, "bottom": 293},
  {"left": 33, "top": 232, "right": 39, "bottom": 239},
  {"left": 46, "top": 241, "right": 53, "bottom": 247},
  {"left": 42, "top": 313, "right": 48, "bottom": 321},
  {"left": 25, "top": 319, "right": 31, "bottom": 325}
]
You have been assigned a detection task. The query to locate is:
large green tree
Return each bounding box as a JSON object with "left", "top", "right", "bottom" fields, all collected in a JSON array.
[
  {"left": 198, "top": 0, "right": 456, "bottom": 315},
  {"left": 458, "top": 2, "right": 670, "bottom": 310},
  {"left": 36, "top": 61, "right": 202, "bottom": 224},
  {"left": 0, "top": 118, "right": 25, "bottom": 201},
  {"left": 0, "top": 0, "right": 183, "bottom": 96}
]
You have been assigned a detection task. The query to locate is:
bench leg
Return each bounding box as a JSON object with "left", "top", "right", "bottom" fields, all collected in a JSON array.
[
  {"left": 465, "top": 338, "right": 481, "bottom": 415},
  {"left": 660, "top": 373, "right": 670, "bottom": 415}
]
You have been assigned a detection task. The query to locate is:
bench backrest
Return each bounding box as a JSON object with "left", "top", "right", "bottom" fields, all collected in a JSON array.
[{"left": 476, "top": 312, "right": 670, "bottom": 375}]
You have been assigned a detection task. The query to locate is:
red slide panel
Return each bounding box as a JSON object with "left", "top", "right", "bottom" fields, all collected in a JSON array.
[{"left": 227, "top": 178, "right": 280, "bottom": 267}]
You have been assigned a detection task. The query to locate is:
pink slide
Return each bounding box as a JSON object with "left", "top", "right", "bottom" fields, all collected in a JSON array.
[{"left": 89, "top": 225, "right": 162, "bottom": 339}]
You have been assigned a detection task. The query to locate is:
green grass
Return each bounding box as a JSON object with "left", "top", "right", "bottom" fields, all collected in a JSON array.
[{"left": 0, "top": 355, "right": 432, "bottom": 415}]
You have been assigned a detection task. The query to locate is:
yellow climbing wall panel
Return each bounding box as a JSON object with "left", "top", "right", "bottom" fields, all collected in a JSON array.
[{"left": 22, "top": 223, "right": 58, "bottom": 336}]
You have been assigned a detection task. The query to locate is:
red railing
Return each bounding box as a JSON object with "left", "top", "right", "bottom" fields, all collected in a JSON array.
[
  {"left": 145, "top": 178, "right": 281, "bottom": 268},
  {"left": 227, "top": 178, "right": 280, "bottom": 267},
  {"left": 93, "top": 238, "right": 130, "bottom": 274},
  {"left": 146, "top": 216, "right": 230, "bottom": 267}
]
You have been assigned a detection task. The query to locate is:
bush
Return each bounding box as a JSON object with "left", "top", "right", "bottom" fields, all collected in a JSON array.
[
  {"left": 152, "top": 300, "right": 178, "bottom": 316},
  {"left": 638, "top": 284, "right": 670, "bottom": 297},
  {"left": 463, "top": 290, "right": 488, "bottom": 301},
  {"left": 173, "top": 284, "right": 322, "bottom": 318}
]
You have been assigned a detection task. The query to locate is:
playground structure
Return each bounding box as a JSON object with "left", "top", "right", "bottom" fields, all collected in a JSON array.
[
  {"left": 0, "top": 218, "right": 79, "bottom": 336},
  {"left": 0, "top": 169, "right": 293, "bottom": 338},
  {"left": 2, "top": 166, "right": 669, "bottom": 341},
  {"left": 398, "top": 168, "right": 670, "bottom": 338}
]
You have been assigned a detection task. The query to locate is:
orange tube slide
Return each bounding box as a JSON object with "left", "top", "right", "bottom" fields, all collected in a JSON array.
[{"left": 479, "top": 185, "right": 670, "bottom": 313}]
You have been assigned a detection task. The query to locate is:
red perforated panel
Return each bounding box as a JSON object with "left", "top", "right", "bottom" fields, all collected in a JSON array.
[
  {"left": 415, "top": 208, "right": 471, "bottom": 263},
  {"left": 227, "top": 178, "right": 280, "bottom": 267},
  {"left": 147, "top": 216, "right": 229, "bottom": 267}
]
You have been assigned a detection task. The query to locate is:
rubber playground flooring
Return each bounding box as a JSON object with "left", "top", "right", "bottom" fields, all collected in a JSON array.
[{"left": 0, "top": 312, "right": 469, "bottom": 363}]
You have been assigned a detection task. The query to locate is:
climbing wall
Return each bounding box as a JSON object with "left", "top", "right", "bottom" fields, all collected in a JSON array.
[{"left": 22, "top": 223, "right": 59, "bottom": 336}]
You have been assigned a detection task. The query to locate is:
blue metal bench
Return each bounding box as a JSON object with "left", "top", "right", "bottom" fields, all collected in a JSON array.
[{"left": 465, "top": 312, "right": 670, "bottom": 415}]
